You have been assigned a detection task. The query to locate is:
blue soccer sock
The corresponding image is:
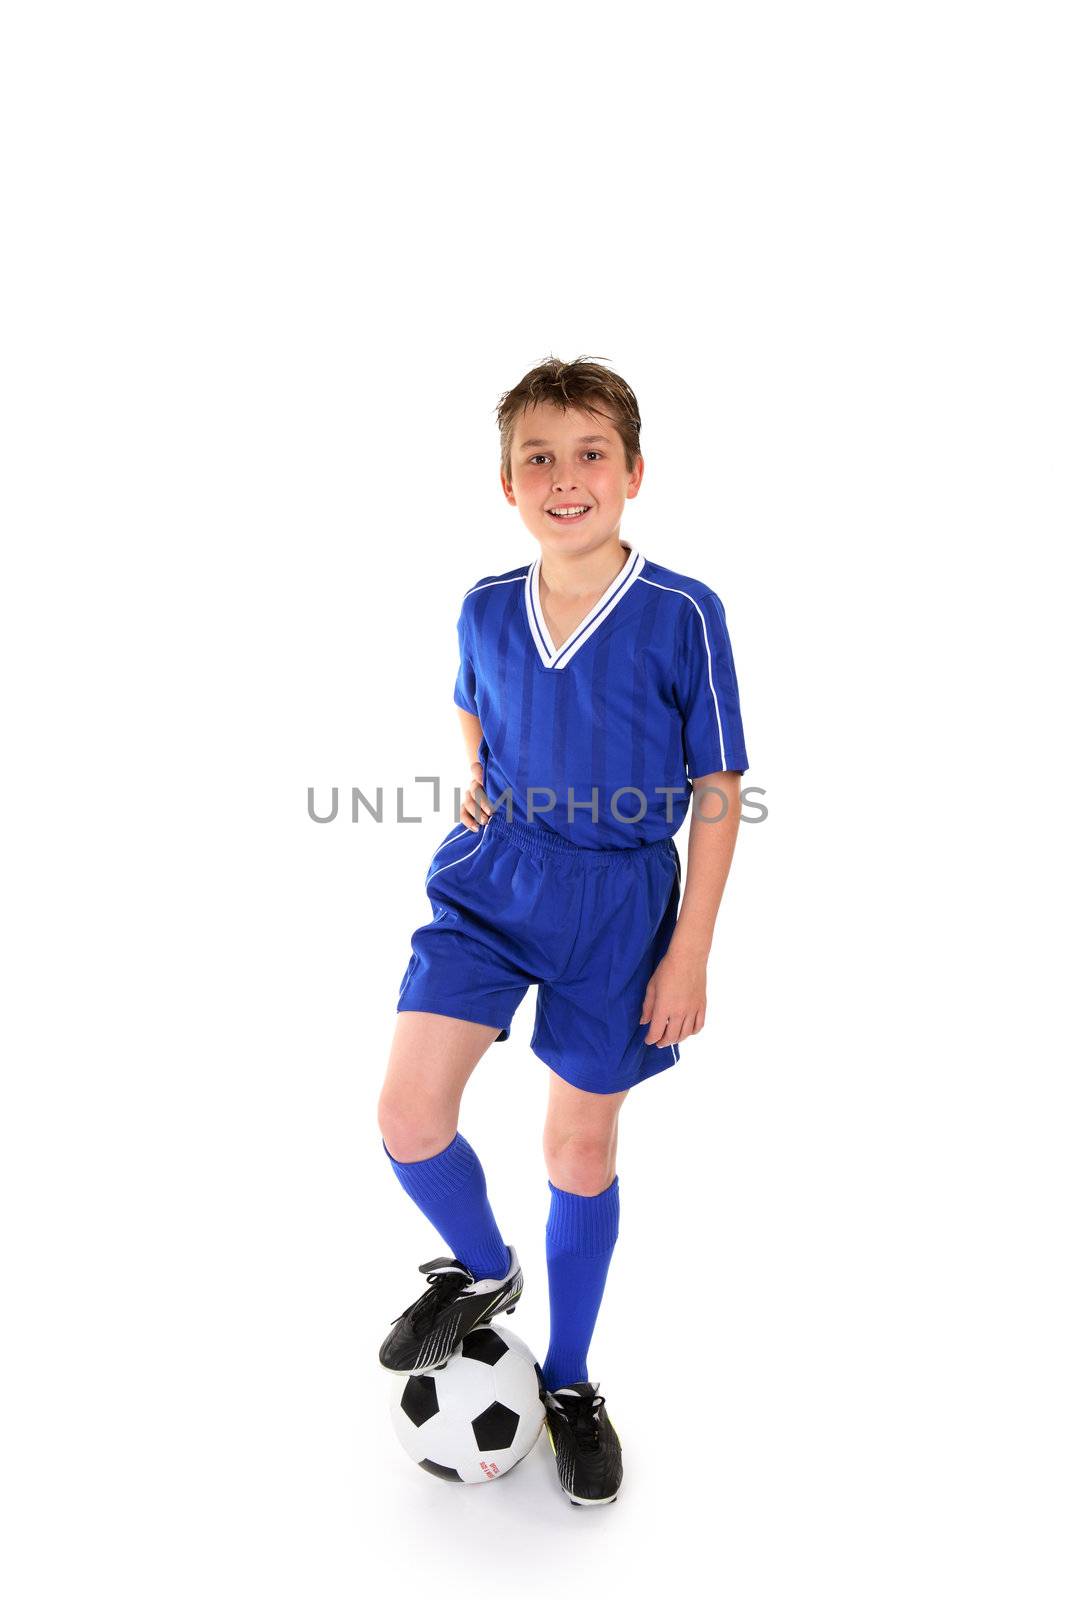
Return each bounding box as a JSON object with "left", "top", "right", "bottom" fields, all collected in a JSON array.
[
  {"left": 383, "top": 1131, "right": 511, "bottom": 1282},
  {"left": 541, "top": 1175, "right": 621, "bottom": 1393}
]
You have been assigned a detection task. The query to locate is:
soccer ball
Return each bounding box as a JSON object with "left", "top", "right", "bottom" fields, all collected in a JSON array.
[{"left": 389, "top": 1323, "right": 545, "bottom": 1484}]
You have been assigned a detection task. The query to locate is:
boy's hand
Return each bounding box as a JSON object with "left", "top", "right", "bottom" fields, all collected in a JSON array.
[
  {"left": 639, "top": 944, "right": 708, "bottom": 1046},
  {"left": 460, "top": 761, "right": 493, "bottom": 831}
]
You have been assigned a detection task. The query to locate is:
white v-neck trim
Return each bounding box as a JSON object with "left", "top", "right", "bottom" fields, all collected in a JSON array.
[{"left": 524, "top": 543, "right": 646, "bottom": 669}]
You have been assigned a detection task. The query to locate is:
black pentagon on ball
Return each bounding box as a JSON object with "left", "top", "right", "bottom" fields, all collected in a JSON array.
[
  {"left": 400, "top": 1375, "right": 440, "bottom": 1427},
  {"left": 471, "top": 1400, "right": 520, "bottom": 1451},
  {"left": 418, "top": 1459, "right": 463, "bottom": 1482},
  {"left": 461, "top": 1326, "right": 509, "bottom": 1366}
]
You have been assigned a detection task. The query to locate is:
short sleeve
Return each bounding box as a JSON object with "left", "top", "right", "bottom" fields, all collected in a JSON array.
[
  {"left": 453, "top": 602, "right": 478, "bottom": 715},
  {"left": 673, "top": 590, "right": 749, "bottom": 777}
]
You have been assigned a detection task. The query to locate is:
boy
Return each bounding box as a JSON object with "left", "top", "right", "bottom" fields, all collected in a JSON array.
[{"left": 377, "top": 356, "right": 749, "bottom": 1507}]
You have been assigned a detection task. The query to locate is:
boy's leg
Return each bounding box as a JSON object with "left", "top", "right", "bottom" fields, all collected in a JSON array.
[
  {"left": 378, "top": 1010, "right": 510, "bottom": 1280},
  {"left": 540, "top": 1072, "right": 627, "bottom": 1392}
]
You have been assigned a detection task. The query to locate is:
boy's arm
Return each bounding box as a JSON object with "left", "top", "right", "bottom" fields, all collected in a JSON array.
[
  {"left": 457, "top": 706, "right": 484, "bottom": 772},
  {"left": 640, "top": 771, "right": 742, "bottom": 1045},
  {"left": 672, "top": 772, "right": 742, "bottom": 958},
  {"left": 457, "top": 707, "right": 492, "bottom": 827}
]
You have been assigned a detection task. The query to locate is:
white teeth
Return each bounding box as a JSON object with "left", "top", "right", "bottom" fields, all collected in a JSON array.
[{"left": 548, "top": 507, "right": 590, "bottom": 517}]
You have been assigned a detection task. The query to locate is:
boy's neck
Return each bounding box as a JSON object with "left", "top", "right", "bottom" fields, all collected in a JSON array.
[{"left": 538, "top": 536, "right": 632, "bottom": 601}]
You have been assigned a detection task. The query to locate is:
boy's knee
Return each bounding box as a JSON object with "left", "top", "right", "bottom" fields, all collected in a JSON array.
[
  {"left": 543, "top": 1130, "right": 616, "bottom": 1197},
  {"left": 377, "top": 1095, "right": 456, "bottom": 1163}
]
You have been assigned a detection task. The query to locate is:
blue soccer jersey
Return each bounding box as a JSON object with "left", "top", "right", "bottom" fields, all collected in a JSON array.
[{"left": 453, "top": 540, "right": 749, "bottom": 849}]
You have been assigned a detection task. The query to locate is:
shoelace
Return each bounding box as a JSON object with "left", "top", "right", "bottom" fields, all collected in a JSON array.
[
  {"left": 550, "top": 1385, "right": 606, "bottom": 1453},
  {"left": 392, "top": 1256, "right": 473, "bottom": 1334}
]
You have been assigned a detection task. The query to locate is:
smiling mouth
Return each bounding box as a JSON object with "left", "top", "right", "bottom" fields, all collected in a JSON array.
[{"left": 545, "top": 505, "right": 592, "bottom": 520}]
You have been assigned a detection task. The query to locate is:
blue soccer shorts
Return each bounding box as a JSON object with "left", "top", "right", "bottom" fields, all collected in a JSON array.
[{"left": 395, "top": 813, "right": 684, "bottom": 1095}]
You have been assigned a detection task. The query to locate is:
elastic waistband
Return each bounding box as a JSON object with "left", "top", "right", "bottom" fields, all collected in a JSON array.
[{"left": 485, "top": 813, "right": 675, "bottom": 866}]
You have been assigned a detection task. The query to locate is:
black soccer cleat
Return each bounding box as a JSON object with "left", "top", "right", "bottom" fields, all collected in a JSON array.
[
  {"left": 541, "top": 1380, "right": 623, "bottom": 1506},
  {"left": 378, "top": 1246, "right": 523, "bottom": 1375}
]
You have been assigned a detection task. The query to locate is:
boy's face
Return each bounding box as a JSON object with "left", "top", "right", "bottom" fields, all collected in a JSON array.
[{"left": 501, "top": 403, "right": 644, "bottom": 557}]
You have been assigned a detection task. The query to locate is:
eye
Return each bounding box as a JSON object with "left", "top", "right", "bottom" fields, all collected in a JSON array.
[
  {"left": 584, "top": 451, "right": 603, "bottom": 461},
  {"left": 529, "top": 455, "right": 549, "bottom": 465}
]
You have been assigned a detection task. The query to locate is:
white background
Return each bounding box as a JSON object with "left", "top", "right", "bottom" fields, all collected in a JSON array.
[{"left": 2, "top": 2, "right": 1064, "bottom": 1595}]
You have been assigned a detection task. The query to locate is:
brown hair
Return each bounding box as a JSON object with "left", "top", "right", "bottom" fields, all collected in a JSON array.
[{"left": 495, "top": 354, "right": 642, "bottom": 484}]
